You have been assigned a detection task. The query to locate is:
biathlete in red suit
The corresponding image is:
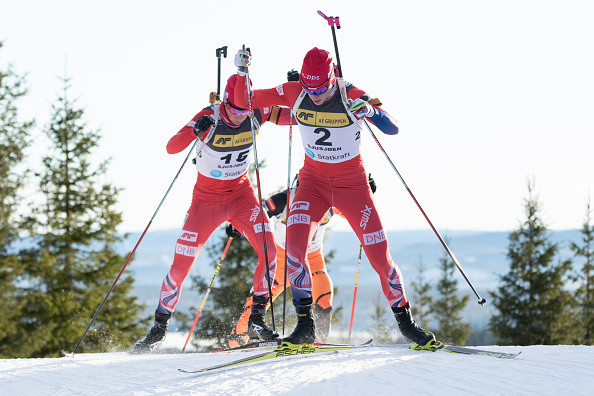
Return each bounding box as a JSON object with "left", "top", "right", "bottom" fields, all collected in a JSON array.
[
  {"left": 233, "top": 48, "right": 440, "bottom": 349},
  {"left": 132, "top": 74, "right": 292, "bottom": 354}
]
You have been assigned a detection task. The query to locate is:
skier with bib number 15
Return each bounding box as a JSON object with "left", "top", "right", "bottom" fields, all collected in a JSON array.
[
  {"left": 131, "top": 74, "right": 293, "bottom": 354},
  {"left": 233, "top": 47, "right": 442, "bottom": 350}
]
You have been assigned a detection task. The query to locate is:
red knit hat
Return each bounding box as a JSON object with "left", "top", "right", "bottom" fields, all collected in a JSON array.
[
  {"left": 300, "top": 47, "right": 335, "bottom": 91},
  {"left": 223, "top": 74, "right": 251, "bottom": 110}
]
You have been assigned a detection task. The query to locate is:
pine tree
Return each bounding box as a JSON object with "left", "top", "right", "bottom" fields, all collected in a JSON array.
[
  {"left": 570, "top": 197, "right": 594, "bottom": 344},
  {"left": 410, "top": 255, "right": 434, "bottom": 329},
  {"left": 0, "top": 42, "right": 34, "bottom": 358},
  {"left": 433, "top": 240, "right": 471, "bottom": 345},
  {"left": 489, "top": 179, "right": 577, "bottom": 345},
  {"left": 0, "top": 42, "right": 33, "bottom": 248},
  {"left": 13, "top": 76, "right": 145, "bottom": 357}
]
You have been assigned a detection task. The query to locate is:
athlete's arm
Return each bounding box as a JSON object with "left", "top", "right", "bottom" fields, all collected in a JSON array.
[
  {"left": 347, "top": 85, "right": 399, "bottom": 135},
  {"left": 234, "top": 75, "right": 302, "bottom": 110},
  {"left": 265, "top": 105, "right": 296, "bottom": 126},
  {"left": 166, "top": 107, "right": 214, "bottom": 154}
]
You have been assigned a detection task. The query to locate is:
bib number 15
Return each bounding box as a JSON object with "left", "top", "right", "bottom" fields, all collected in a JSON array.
[{"left": 221, "top": 150, "right": 250, "bottom": 164}]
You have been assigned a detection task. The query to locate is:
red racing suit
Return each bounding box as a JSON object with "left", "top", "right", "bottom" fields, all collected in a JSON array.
[
  {"left": 156, "top": 103, "right": 289, "bottom": 314},
  {"left": 234, "top": 77, "right": 409, "bottom": 309}
]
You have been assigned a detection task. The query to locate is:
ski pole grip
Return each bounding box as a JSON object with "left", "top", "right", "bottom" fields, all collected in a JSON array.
[
  {"left": 317, "top": 10, "right": 340, "bottom": 28},
  {"left": 216, "top": 46, "right": 228, "bottom": 58}
]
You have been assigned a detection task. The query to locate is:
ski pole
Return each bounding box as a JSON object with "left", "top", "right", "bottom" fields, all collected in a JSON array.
[
  {"left": 216, "top": 46, "right": 227, "bottom": 100},
  {"left": 281, "top": 124, "right": 293, "bottom": 337},
  {"left": 317, "top": 11, "right": 342, "bottom": 77},
  {"left": 317, "top": 10, "right": 486, "bottom": 306},
  {"left": 62, "top": 138, "right": 198, "bottom": 357},
  {"left": 348, "top": 244, "right": 363, "bottom": 341},
  {"left": 181, "top": 236, "right": 233, "bottom": 353},
  {"left": 281, "top": 70, "right": 300, "bottom": 337},
  {"left": 242, "top": 45, "right": 277, "bottom": 331}
]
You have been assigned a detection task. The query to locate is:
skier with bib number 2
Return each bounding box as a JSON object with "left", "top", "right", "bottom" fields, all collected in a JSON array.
[
  {"left": 233, "top": 47, "right": 441, "bottom": 350},
  {"left": 131, "top": 74, "right": 292, "bottom": 354}
]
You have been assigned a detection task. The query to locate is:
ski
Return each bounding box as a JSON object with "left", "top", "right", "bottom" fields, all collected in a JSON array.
[
  {"left": 211, "top": 339, "right": 282, "bottom": 353},
  {"left": 379, "top": 343, "right": 521, "bottom": 359},
  {"left": 316, "top": 339, "right": 373, "bottom": 348},
  {"left": 179, "top": 341, "right": 371, "bottom": 373},
  {"left": 438, "top": 345, "right": 521, "bottom": 359},
  {"left": 212, "top": 338, "right": 373, "bottom": 353}
]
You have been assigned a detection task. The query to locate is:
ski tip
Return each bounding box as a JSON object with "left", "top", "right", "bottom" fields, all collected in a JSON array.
[{"left": 501, "top": 351, "right": 522, "bottom": 359}]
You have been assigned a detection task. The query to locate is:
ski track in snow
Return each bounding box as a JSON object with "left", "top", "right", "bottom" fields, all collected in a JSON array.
[{"left": 1, "top": 345, "right": 592, "bottom": 395}]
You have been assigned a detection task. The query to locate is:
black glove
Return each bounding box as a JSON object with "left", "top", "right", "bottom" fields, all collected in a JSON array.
[
  {"left": 265, "top": 190, "right": 288, "bottom": 217},
  {"left": 287, "top": 69, "right": 300, "bottom": 82},
  {"left": 193, "top": 115, "right": 214, "bottom": 137},
  {"left": 368, "top": 173, "right": 377, "bottom": 194},
  {"left": 226, "top": 224, "right": 242, "bottom": 239}
]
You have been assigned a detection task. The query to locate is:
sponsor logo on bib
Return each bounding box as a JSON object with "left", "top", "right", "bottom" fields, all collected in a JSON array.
[{"left": 296, "top": 109, "right": 348, "bottom": 127}]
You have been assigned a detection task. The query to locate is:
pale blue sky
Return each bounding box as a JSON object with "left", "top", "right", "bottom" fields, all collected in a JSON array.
[{"left": 2, "top": 0, "right": 593, "bottom": 234}]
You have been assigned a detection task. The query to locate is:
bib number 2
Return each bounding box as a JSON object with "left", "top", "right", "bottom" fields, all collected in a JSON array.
[{"left": 314, "top": 128, "right": 332, "bottom": 146}]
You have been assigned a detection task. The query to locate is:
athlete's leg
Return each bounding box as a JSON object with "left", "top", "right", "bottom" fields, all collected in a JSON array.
[
  {"left": 228, "top": 244, "right": 285, "bottom": 347},
  {"left": 230, "top": 184, "right": 279, "bottom": 341},
  {"left": 230, "top": 185, "right": 277, "bottom": 299},
  {"left": 157, "top": 204, "right": 223, "bottom": 314},
  {"left": 134, "top": 201, "right": 224, "bottom": 354},
  {"left": 331, "top": 170, "right": 409, "bottom": 309},
  {"left": 331, "top": 170, "right": 436, "bottom": 347},
  {"left": 228, "top": 293, "right": 253, "bottom": 347},
  {"left": 283, "top": 169, "right": 331, "bottom": 344},
  {"left": 308, "top": 248, "right": 333, "bottom": 341},
  {"left": 309, "top": 248, "right": 333, "bottom": 309},
  {"left": 285, "top": 177, "right": 330, "bottom": 303},
  {"left": 272, "top": 245, "right": 288, "bottom": 301}
]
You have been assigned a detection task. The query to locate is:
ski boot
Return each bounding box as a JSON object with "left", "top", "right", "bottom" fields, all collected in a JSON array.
[
  {"left": 247, "top": 295, "right": 279, "bottom": 341},
  {"left": 131, "top": 312, "right": 172, "bottom": 354},
  {"left": 314, "top": 305, "right": 333, "bottom": 343},
  {"left": 393, "top": 304, "right": 442, "bottom": 351},
  {"left": 283, "top": 298, "right": 316, "bottom": 345}
]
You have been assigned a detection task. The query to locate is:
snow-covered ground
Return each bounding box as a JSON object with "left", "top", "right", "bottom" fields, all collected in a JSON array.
[{"left": 1, "top": 336, "right": 591, "bottom": 396}]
